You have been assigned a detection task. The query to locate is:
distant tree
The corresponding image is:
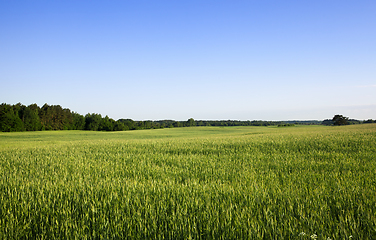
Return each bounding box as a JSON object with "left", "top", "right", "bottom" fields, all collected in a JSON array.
[
  {"left": 135, "top": 121, "right": 145, "bottom": 130},
  {"left": 187, "top": 118, "right": 196, "bottom": 127},
  {"left": 23, "top": 104, "right": 42, "bottom": 131},
  {"left": 364, "top": 119, "right": 375, "bottom": 124},
  {"left": 99, "top": 115, "right": 114, "bottom": 131},
  {"left": 196, "top": 121, "right": 204, "bottom": 126},
  {"left": 38, "top": 104, "right": 73, "bottom": 130},
  {"left": 118, "top": 119, "right": 135, "bottom": 130},
  {"left": 62, "top": 108, "right": 74, "bottom": 130},
  {"left": 348, "top": 119, "right": 361, "bottom": 125},
  {"left": 322, "top": 119, "right": 334, "bottom": 126},
  {"left": 332, "top": 114, "right": 349, "bottom": 126},
  {"left": 278, "top": 123, "right": 295, "bottom": 127},
  {"left": 114, "top": 120, "right": 126, "bottom": 131},
  {"left": 0, "top": 103, "right": 24, "bottom": 132},
  {"left": 85, "top": 113, "right": 102, "bottom": 131},
  {"left": 72, "top": 112, "right": 85, "bottom": 130},
  {"left": 144, "top": 121, "right": 152, "bottom": 129}
]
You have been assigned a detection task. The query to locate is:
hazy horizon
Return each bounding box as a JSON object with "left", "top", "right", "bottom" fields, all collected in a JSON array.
[{"left": 2, "top": 1, "right": 375, "bottom": 121}]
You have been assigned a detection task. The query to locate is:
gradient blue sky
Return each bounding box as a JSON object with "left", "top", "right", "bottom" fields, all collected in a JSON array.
[{"left": 1, "top": 1, "right": 375, "bottom": 121}]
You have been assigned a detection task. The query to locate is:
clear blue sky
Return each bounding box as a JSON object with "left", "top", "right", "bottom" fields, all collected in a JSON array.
[{"left": 1, "top": 0, "right": 375, "bottom": 121}]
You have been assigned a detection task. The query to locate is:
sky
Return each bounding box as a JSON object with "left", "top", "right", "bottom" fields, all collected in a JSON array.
[{"left": 1, "top": 0, "right": 375, "bottom": 121}]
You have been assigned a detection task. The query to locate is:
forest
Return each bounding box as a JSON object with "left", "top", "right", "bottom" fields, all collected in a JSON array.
[{"left": 1, "top": 103, "right": 374, "bottom": 132}]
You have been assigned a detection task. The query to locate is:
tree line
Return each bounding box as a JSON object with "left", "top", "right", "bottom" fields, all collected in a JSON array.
[
  {"left": 321, "top": 114, "right": 376, "bottom": 126},
  {"left": 0, "top": 103, "right": 150, "bottom": 132},
  {"left": 1, "top": 103, "right": 375, "bottom": 132}
]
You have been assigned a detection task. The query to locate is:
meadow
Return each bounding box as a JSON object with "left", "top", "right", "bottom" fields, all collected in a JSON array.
[{"left": 0, "top": 124, "right": 375, "bottom": 239}]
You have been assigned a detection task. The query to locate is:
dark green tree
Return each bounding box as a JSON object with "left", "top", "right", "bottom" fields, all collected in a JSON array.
[
  {"left": 99, "top": 115, "right": 114, "bottom": 131},
  {"left": 332, "top": 114, "right": 349, "bottom": 126},
  {"left": 23, "top": 104, "right": 42, "bottom": 131},
  {"left": 85, "top": 113, "right": 102, "bottom": 131},
  {"left": 61, "top": 108, "right": 74, "bottom": 130},
  {"left": 364, "top": 119, "right": 375, "bottom": 124},
  {"left": 0, "top": 103, "right": 25, "bottom": 132},
  {"left": 114, "top": 120, "right": 126, "bottom": 131},
  {"left": 118, "top": 119, "right": 135, "bottom": 130},
  {"left": 196, "top": 121, "right": 204, "bottom": 126},
  {"left": 144, "top": 121, "right": 152, "bottom": 129},
  {"left": 38, "top": 104, "right": 73, "bottom": 130},
  {"left": 322, "top": 119, "right": 334, "bottom": 126},
  {"left": 187, "top": 118, "right": 196, "bottom": 127},
  {"left": 72, "top": 112, "right": 85, "bottom": 130}
]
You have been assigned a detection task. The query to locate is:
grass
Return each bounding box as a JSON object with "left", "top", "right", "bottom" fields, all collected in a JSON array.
[{"left": 0, "top": 124, "right": 375, "bottom": 239}]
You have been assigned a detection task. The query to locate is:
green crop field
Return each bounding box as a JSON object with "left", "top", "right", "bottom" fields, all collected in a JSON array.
[{"left": 1, "top": 124, "right": 375, "bottom": 239}]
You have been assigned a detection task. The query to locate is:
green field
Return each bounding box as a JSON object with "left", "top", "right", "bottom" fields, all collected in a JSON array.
[{"left": 1, "top": 124, "right": 375, "bottom": 239}]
